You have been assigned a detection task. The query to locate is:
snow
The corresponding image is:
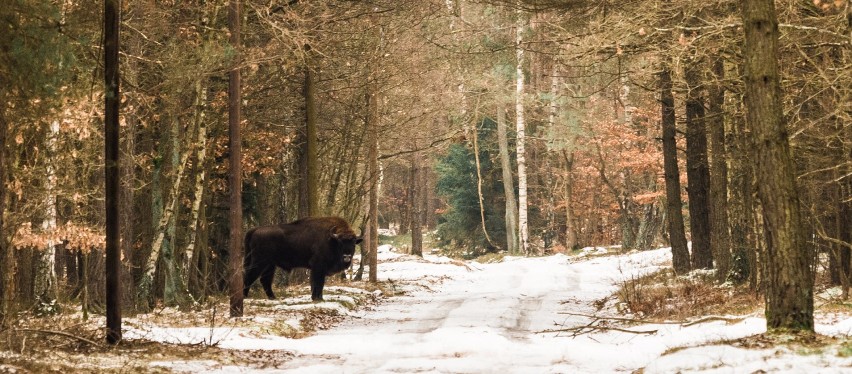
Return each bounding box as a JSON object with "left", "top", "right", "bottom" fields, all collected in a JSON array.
[{"left": 126, "top": 247, "right": 852, "bottom": 373}]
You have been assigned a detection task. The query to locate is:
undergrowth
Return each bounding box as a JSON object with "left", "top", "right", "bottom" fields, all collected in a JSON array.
[{"left": 616, "top": 268, "right": 762, "bottom": 320}]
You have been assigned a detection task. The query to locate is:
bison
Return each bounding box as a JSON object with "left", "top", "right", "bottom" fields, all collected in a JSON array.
[{"left": 243, "top": 216, "right": 363, "bottom": 301}]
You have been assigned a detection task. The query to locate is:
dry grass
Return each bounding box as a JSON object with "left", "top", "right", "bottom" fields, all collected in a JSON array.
[{"left": 616, "top": 268, "right": 763, "bottom": 321}]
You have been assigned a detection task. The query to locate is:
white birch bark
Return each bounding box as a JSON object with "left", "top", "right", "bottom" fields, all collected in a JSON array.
[
  {"left": 34, "top": 120, "right": 59, "bottom": 308},
  {"left": 515, "top": 8, "right": 531, "bottom": 255},
  {"left": 183, "top": 79, "right": 208, "bottom": 293}
]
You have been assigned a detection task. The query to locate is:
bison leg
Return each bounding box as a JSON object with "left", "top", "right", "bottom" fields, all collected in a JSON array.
[
  {"left": 243, "top": 263, "right": 265, "bottom": 297},
  {"left": 310, "top": 269, "right": 326, "bottom": 302},
  {"left": 260, "top": 266, "right": 277, "bottom": 299}
]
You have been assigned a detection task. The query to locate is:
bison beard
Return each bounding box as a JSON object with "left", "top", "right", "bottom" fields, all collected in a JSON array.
[{"left": 243, "top": 216, "right": 363, "bottom": 301}]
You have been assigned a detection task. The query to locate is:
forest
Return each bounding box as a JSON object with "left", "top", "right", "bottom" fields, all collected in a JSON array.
[{"left": 0, "top": 0, "right": 850, "bottom": 371}]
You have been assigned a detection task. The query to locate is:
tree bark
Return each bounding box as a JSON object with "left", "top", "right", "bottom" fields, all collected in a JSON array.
[
  {"left": 228, "top": 0, "right": 243, "bottom": 318},
  {"left": 34, "top": 120, "right": 59, "bottom": 311},
  {"left": 728, "top": 78, "right": 755, "bottom": 286},
  {"left": 496, "top": 107, "right": 518, "bottom": 254},
  {"left": 683, "top": 49, "right": 713, "bottom": 270},
  {"left": 472, "top": 119, "right": 496, "bottom": 249},
  {"left": 410, "top": 151, "right": 423, "bottom": 257},
  {"left": 515, "top": 8, "right": 531, "bottom": 255},
  {"left": 0, "top": 93, "right": 12, "bottom": 327},
  {"left": 304, "top": 55, "right": 320, "bottom": 217},
  {"left": 367, "top": 94, "right": 379, "bottom": 283},
  {"left": 104, "top": 0, "right": 122, "bottom": 344},
  {"left": 742, "top": 0, "right": 813, "bottom": 332},
  {"left": 660, "top": 63, "right": 691, "bottom": 275},
  {"left": 708, "top": 58, "right": 731, "bottom": 281},
  {"left": 562, "top": 150, "right": 578, "bottom": 250},
  {"left": 137, "top": 128, "right": 191, "bottom": 307},
  {"left": 184, "top": 78, "right": 208, "bottom": 298}
]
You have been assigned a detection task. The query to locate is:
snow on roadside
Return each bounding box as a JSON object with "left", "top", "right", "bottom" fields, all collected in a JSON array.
[{"left": 127, "top": 246, "right": 852, "bottom": 373}]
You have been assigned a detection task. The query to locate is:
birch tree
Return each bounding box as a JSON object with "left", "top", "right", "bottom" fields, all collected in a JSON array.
[{"left": 514, "top": 7, "right": 531, "bottom": 255}]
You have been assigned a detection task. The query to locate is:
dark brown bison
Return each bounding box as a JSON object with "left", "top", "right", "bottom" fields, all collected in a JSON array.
[{"left": 243, "top": 216, "right": 363, "bottom": 301}]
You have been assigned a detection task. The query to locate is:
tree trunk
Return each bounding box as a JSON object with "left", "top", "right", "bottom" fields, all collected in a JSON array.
[
  {"left": 472, "top": 120, "right": 496, "bottom": 249},
  {"left": 708, "top": 58, "right": 731, "bottom": 282},
  {"left": 137, "top": 128, "right": 191, "bottom": 307},
  {"left": 683, "top": 49, "right": 713, "bottom": 270},
  {"left": 562, "top": 150, "right": 578, "bottom": 251},
  {"left": 496, "top": 107, "right": 518, "bottom": 254},
  {"left": 410, "top": 151, "right": 423, "bottom": 257},
  {"left": 366, "top": 84, "right": 379, "bottom": 283},
  {"left": 0, "top": 93, "right": 12, "bottom": 327},
  {"left": 228, "top": 0, "right": 243, "bottom": 318},
  {"left": 742, "top": 0, "right": 813, "bottom": 332},
  {"left": 34, "top": 120, "right": 59, "bottom": 312},
  {"left": 660, "top": 63, "right": 691, "bottom": 275},
  {"left": 515, "top": 8, "right": 531, "bottom": 255},
  {"left": 728, "top": 79, "right": 755, "bottom": 285},
  {"left": 304, "top": 57, "right": 320, "bottom": 217},
  {"left": 184, "top": 79, "right": 208, "bottom": 297},
  {"left": 103, "top": 0, "right": 122, "bottom": 344}
]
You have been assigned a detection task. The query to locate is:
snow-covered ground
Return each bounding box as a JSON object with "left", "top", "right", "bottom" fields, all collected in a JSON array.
[{"left": 127, "top": 245, "right": 852, "bottom": 373}]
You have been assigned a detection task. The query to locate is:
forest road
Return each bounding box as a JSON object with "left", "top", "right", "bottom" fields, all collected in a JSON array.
[{"left": 267, "top": 255, "right": 599, "bottom": 373}]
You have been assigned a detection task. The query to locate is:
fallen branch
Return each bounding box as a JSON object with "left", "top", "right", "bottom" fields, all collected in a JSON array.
[
  {"left": 558, "top": 311, "right": 747, "bottom": 327},
  {"left": 681, "top": 315, "right": 747, "bottom": 327},
  {"left": 558, "top": 311, "right": 681, "bottom": 325},
  {"left": 15, "top": 328, "right": 101, "bottom": 347},
  {"left": 538, "top": 325, "right": 658, "bottom": 336}
]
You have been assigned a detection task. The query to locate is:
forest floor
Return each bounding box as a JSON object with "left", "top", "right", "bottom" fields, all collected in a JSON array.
[{"left": 1, "top": 245, "right": 851, "bottom": 373}]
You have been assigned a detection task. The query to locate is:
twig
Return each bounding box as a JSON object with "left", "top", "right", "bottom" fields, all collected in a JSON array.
[
  {"left": 539, "top": 325, "right": 658, "bottom": 336},
  {"left": 681, "top": 315, "right": 747, "bottom": 327},
  {"left": 558, "top": 311, "right": 746, "bottom": 327},
  {"left": 558, "top": 311, "right": 681, "bottom": 325},
  {"left": 15, "top": 328, "right": 101, "bottom": 347}
]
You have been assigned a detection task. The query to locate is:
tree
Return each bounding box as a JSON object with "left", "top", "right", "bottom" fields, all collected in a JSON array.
[
  {"left": 741, "top": 0, "right": 813, "bottom": 332},
  {"left": 683, "top": 42, "right": 713, "bottom": 270},
  {"left": 104, "top": 0, "right": 122, "bottom": 344},
  {"left": 708, "top": 58, "right": 731, "bottom": 281},
  {"left": 514, "top": 7, "right": 531, "bottom": 255},
  {"left": 496, "top": 107, "right": 519, "bottom": 254},
  {"left": 228, "top": 0, "right": 244, "bottom": 318},
  {"left": 660, "top": 60, "right": 690, "bottom": 275}
]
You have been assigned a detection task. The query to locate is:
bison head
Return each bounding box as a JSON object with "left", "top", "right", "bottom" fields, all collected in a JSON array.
[{"left": 330, "top": 230, "right": 363, "bottom": 265}]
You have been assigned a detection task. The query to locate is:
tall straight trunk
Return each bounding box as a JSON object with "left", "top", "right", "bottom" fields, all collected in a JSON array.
[
  {"left": 839, "top": 138, "right": 851, "bottom": 298},
  {"left": 708, "top": 59, "right": 731, "bottom": 281},
  {"left": 496, "top": 108, "right": 518, "bottom": 254},
  {"left": 103, "top": 0, "right": 122, "bottom": 344},
  {"left": 660, "top": 63, "right": 691, "bottom": 275},
  {"left": 228, "top": 0, "right": 243, "bottom": 318},
  {"left": 562, "top": 150, "right": 577, "bottom": 250},
  {"left": 515, "top": 8, "right": 531, "bottom": 255},
  {"left": 184, "top": 78, "right": 208, "bottom": 297},
  {"left": 683, "top": 51, "right": 713, "bottom": 270},
  {"left": 366, "top": 87, "right": 379, "bottom": 283},
  {"left": 120, "top": 106, "right": 136, "bottom": 309},
  {"left": 410, "top": 151, "right": 423, "bottom": 257},
  {"left": 304, "top": 57, "right": 320, "bottom": 217},
  {"left": 34, "top": 120, "right": 59, "bottom": 308},
  {"left": 0, "top": 94, "right": 12, "bottom": 327},
  {"left": 728, "top": 82, "right": 755, "bottom": 285},
  {"left": 742, "top": 0, "right": 813, "bottom": 332}
]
